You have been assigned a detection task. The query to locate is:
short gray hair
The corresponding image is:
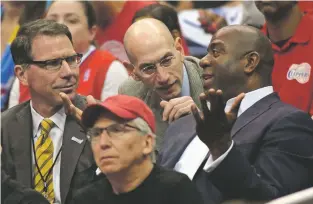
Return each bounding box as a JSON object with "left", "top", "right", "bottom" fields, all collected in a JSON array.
[{"left": 130, "top": 117, "right": 156, "bottom": 161}]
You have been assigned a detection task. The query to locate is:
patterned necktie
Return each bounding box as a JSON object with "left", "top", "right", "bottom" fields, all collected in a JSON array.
[{"left": 34, "top": 118, "right": 55, "bottom": 203}]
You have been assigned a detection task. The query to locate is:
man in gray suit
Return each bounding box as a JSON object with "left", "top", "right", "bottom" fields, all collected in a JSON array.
[
  {"left": 119, "top": 18, "right": 204, "bottom": 148},
  {"left": 1, "top": 19, "right": 97, "bottom": 204}
]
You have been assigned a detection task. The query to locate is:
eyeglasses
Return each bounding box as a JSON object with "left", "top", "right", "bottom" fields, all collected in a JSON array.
[
  {"left": 86, "top": 123, "right": 141, "bottom": 142},
  {"left": 139, "top": 55, "right": 176, "bottom": 78},
  {"left": 26, "top": 53, "right": 83, "bottom": 71}
]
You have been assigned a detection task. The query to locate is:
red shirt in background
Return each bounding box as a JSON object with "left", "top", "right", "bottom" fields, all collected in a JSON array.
[
  {"left": 95, "top": 1, "right": 156, "bottom": 62},
  {"left": 262, "top": 14, "right": 313, "bottom": 115},
  {"left": 95, "top": 1, "right": 190, "bottom": 62}
]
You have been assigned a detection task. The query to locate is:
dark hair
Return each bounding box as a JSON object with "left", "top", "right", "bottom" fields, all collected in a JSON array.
[
  {"left": 48, "top": 1, "right": 96, "bottom": 29},
  {"left": 11, "top": 19, "right": 73, "bottom": 65},
  {"left": 79, "top": 1, "right": 97, "bottom": 29},
  {"left": 19, "top": 2, "right": 47, "bottom": 25},
  {"left": 132, "top": 3, "right": 181, "bottom": 32}
]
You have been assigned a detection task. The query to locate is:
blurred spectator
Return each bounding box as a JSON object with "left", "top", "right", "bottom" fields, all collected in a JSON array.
[
  {"left": 158, "top": 25, "right": 313, "bottom": 203},
  {"left": 255, "top": 1, "right": 313, "bottom": 116},
  {"left": 132, "top": 3, "right": 190, "bottom": 55},
  {"left": 1, "top": 1, "right": 47, "bottom": 111},
  {"left": 119, "top": 18, "right": 203, "bottom": 148},
  {"left": 71, "top": 95, "right": 204, "bottom": 204},
  {"left": 9, "top": 1, "right": 129, "bottom": 108},
  {"left": 91, "top": 1, "right": 155, "bottom": 61}
]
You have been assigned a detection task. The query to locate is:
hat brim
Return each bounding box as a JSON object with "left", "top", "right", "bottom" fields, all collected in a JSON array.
[{"left": 81, "top": 103, "right": 137, "bottom": 129}]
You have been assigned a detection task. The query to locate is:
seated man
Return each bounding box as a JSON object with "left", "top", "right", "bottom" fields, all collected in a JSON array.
[
  {"left": 70, "top": 95, "right": 203, "bottom": 204},
  {"left": 158, "top": 25, "right": 313, "bottom": 203},
  {"left": 120, "top": 18, "right": 204, "bottom": 148}
]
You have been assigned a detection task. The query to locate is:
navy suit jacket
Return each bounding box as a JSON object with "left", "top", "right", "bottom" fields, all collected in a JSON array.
[{"left": 158, "top": 93, "right": 313, "bottom": 203}]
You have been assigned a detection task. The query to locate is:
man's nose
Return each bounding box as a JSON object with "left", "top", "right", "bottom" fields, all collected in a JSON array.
[
  {"left": 59, "top": 60, "right": 74, "bottom": 78},
  {"left": 199, "top": 55, "right": 212, "bottom": 69},
  {"left": 98, "top": 131, "right": 112, "bottom": 149},
  {"left": 156, "top": 66, "right": 170, "bottom": 84}
]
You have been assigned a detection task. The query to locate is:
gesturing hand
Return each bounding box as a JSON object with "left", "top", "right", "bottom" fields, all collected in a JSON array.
[
  {"left": 160, "top": 96, "right": 196, "bottom": 123},
  {"left": 60, "top": 93, "right": 97, "bottom": 122},
  {"left": 191, "top": 89, "right": 245, "bottom": 160}
]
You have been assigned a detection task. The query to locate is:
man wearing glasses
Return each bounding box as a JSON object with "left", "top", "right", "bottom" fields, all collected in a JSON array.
[
  {"left": 1, "top": 19, "right": 97, "bottom": 204},
  {"left": 120, "top": 18, "right": 204, "bottom": 149},
  {"left": 71, "top": 94, "right": 204, "bottom": 204}
]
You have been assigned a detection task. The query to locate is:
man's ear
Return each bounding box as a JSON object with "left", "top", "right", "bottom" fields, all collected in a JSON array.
[
  {"left": 174, "top": 36, "right": 185, "bottom": 57},
  {"left": 89, "top": 25, "right": 98, "bottom": 42},
  {"left": 142, "top": 134, "right": 154, "bottom": 157},
  {"left": 243, "top": 51, "right": 260, "bottom": 74},
  {"left": 14, "top": 65, "right": 29, "bottom": 86},
  {"left": 123, "top": 61, "right": 141, "bottom": 81}
]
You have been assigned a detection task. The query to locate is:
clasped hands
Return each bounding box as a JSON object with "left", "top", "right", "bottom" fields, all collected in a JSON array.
[{"left": 191, "top": 89, "right": 245, "bottom": 160}]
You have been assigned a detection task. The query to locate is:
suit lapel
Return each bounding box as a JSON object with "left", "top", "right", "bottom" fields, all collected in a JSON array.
[
  {"left": 60, "top": 116, "right": 87, "bottom": 202},
  {"left": 231, "top": 93, "right": 280, "bottom": 138},
  {"left": 12, "top": 103, "right": 33, "bottom": 187}
]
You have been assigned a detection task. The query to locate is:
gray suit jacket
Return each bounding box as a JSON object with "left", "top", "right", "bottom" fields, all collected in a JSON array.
[
  {"left": 1, "top": 95, "right": 97, "bottom": 204},
  {"left": 119, "top": 56, "right": 204, "bottom": 150}
]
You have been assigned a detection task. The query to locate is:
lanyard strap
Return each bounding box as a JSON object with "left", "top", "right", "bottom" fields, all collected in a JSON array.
[{"left": 31, "top": 136, "right": 62, "bottom": 193}]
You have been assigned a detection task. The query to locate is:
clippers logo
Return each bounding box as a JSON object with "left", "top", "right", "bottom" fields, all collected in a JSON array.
[{"left": 286, "top": 63, "right": 311, "bottom": 84}]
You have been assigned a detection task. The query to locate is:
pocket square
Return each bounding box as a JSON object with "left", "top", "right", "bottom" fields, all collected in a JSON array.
[{"left": 71, "top": 136, "right": 83, "bottom": 144}]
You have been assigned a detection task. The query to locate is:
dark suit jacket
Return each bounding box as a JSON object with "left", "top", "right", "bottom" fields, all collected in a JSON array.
[
  {"left": 1, "top": 169, "right": 49, "bottom": 204},
  {"left": 1, "top": 95, "right": 98, "bottom": 204},
  {"left": 158, "top": 93, "right": 313, "bottom": 203}
]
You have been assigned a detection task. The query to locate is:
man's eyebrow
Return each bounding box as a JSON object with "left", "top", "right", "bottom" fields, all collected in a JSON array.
[
  {"left": 207, "top": 41, "right": 224, "bottom": 52},
  {"left": 138, "top": 52, "right": 173, "bottom": 69}
]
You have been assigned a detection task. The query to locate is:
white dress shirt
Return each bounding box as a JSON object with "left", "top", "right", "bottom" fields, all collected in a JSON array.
[
  {"left": 8, "top": 45, "right": 128, "bottom": 108},
  {"left": 31, "top": 102, "right": 66, "bottom": 204},
  {"left": 174, "top": 86, "right": 274, "bottom": 180}
]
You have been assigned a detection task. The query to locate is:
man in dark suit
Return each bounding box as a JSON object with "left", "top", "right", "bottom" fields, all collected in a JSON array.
[
  {"left": 1, "top": 19, "right": 97, "bottom": 204},
  {"left": 158, "top": 25, "right": 313, "bottom": 203}
]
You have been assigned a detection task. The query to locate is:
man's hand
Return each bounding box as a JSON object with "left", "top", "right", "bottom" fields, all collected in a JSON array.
[
  {"left": 59, "top": 93, "right": 97, "bottom": 121},
  {"left": 191, "top": 89, "right": 245, "bottom": 160},
  {"left": 160, "top": 96, "right": 196, "bottom": 123}
]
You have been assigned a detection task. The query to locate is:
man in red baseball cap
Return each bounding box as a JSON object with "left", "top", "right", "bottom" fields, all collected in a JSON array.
[{"left": 70, "top": 94, "right": 204, "bottom": 204}]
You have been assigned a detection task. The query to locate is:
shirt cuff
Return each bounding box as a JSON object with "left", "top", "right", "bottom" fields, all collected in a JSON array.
[{"left": 203, "top": 140, "right": 234, "bottom": 173}]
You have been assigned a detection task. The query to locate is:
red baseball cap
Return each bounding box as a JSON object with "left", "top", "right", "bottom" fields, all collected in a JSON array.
[{"left": 81, "top": 95, "right": 156, "bottom": 133}]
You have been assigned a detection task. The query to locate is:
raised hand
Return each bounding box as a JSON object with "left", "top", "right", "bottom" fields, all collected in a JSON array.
[
  {"left": 59, "top": 92, "right": 97, "bottom": 121},
  {"left": 191, "top": 89, "right": 245, "bottom": 160},
  {"left": 160, "top": 96, "right": 196, "bottom": 123}
]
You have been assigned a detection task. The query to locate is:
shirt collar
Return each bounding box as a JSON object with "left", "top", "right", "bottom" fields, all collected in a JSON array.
[
  {"left": 225, "top": 86, "right": 274, "bottom": 117},
  {"left": 30, "top": 101, "right": 67, "bottom": 138},
  {"left": 80, "top": 45, "right": 96, "bottom": 65},
  {"left": 180, "top": 65, "right": 191, "bottom": 97},
  {"left": 262, "top": 14, "right": 312, "bottom": 51}
]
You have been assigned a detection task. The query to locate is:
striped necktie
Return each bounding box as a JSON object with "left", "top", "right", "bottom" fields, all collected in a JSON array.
[{"left": 34, "top": 118, "right": 55, "bottom": 203}]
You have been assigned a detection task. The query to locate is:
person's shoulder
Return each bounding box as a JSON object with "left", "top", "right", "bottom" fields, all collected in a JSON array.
[
  {"left": 272, "top": 99, "right": 311, "bottom": 120},
  {"left": 71, "top": 175, "right": 109, "bottom": 203},
  {"left": 91, "top": 49, "right": 116, "bottom": 62},
  {"left": 184, "top": 56, "right": 200, "bottom": 66},
  {"left": 1, "top": 101, "right": 30, "bottom": 123},
  {"left": 154, "top": 165, "right": 191, "bottom": 185},
  {"left": 118, "top": 77, "right": 148, "bottom": 97}
]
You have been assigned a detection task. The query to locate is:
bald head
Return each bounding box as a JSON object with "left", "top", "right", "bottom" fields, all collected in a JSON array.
[
  {"left": 216, "top": 25, "right": 273, "bottom": 62},
  {"left": 124, "top": 18, "right": 175, "bottom": 63}
]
